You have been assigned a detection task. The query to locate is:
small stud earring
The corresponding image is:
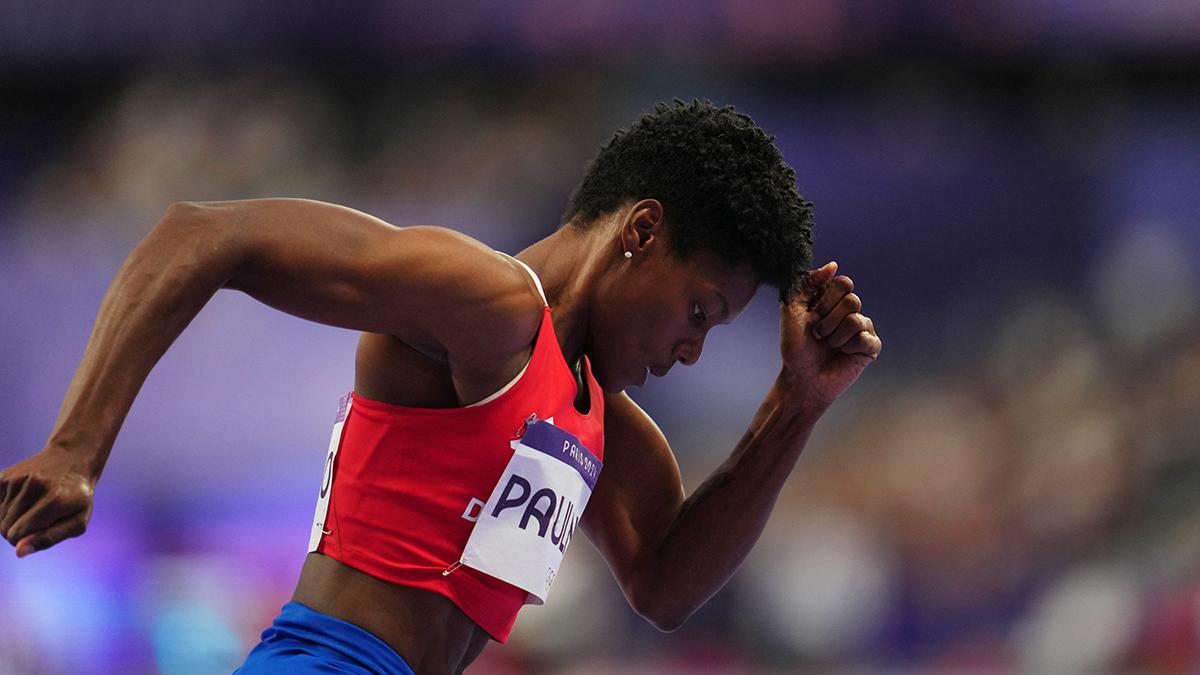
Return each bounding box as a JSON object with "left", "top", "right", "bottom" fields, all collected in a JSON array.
[{"left": 624, "top": 250, "right": 632, "bottom": 259}]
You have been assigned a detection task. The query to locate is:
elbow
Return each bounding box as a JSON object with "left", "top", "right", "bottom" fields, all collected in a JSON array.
[
  {"left": 629, "top": 581, "right": 692, "bottom": 633},
  {"left": 155, "top": 201, "right": 215, "bottom": 243},
  {"left": 156, "top": 201, "right": 245, "bottom": 280},
  {"left": 648, "top": 613, "right": 688, "bottom": 634},
  {"left": 159, "top": 201, "right": 238, "bottom": 241},
  {"left": 160, "top": 200, "right": 207, "bottom": 228}
]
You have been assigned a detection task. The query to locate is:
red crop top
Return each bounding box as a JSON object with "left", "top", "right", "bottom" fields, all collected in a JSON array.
[{"left": 311, "top": 258, "right": 605, "bottom": 642}]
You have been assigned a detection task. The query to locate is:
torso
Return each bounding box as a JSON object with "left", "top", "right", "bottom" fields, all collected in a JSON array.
[
  {"left": 291, "top": 304, "right": 591, "bottom": 675},
  {"left": 292, "top": 550, "right": 491, "bottom": 675}
]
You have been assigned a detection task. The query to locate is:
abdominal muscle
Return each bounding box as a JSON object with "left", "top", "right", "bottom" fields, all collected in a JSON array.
[{"left": 291, "top": 552, "right": 492, "bottom": 674}]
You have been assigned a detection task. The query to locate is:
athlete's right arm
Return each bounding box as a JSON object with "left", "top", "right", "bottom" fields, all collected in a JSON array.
[{"left": 0, "top": 198, "right": 541, "bottom": 558}]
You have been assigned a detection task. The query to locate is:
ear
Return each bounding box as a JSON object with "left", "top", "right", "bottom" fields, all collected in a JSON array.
[{"left": 619, "top": 199, "right": 665, "bottom": 259}]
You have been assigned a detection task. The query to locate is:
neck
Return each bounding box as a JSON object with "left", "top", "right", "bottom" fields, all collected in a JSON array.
[{"left": 515, "top": 218, "right": 618, "bottom": 367}]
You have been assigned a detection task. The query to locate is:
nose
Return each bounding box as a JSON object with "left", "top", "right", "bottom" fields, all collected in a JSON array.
[{"left": 674, "top": 335, "right": 705, "bottom": 366}]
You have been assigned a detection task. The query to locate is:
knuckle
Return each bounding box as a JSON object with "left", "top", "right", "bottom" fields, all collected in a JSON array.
[{"left": 845, "top": 293, "right": 862, "bottom": 311}]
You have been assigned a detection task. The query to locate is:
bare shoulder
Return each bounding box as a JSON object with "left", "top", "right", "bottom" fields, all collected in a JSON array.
[
  {"left": 596, "top": 392, "right": 680, "bottom": 491},
  {"left": 583, "top": 390, "right": 684, "bottom": 575},
  {"left": 602, "top": 391, "right": 669, "bottom": 451},
  {"left": 385, "top": 225, "right": 546, "bottom": 366}
]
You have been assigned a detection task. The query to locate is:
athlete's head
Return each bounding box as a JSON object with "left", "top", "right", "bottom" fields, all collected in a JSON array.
[{"left": 562, "top": 99, "right": 815, "bottom": 392}]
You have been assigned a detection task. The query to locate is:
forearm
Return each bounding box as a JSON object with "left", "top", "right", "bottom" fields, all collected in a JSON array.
[
  {"left": 638, "top": 368, "right": 825, "bottom": 628},
  {"left": 47, "top": 203, "right": 242, "bottom": 480}
]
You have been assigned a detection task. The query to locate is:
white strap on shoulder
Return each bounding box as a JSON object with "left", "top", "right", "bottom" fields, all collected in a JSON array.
[{"left": 505, "top": 254, "right": 548, "bottom": 307}]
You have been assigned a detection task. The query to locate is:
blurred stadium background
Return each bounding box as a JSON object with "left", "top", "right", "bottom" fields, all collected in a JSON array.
[{"left": 1, "top": 1, "right": 1198, "bottom": 673}]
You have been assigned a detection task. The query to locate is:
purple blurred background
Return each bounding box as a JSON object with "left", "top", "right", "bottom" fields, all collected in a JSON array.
[{"left": 1, "top": 1, "right": 1198, "bottom": 673}]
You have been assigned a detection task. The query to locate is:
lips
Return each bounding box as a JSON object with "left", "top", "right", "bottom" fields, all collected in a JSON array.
[{"left": 650, "top": 364, "right": 672, "bottom": 378}]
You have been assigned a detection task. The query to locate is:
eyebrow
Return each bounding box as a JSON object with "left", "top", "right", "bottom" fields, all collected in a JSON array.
[{"left": 715, "top": 290, "right": 730, "bottom": 322}]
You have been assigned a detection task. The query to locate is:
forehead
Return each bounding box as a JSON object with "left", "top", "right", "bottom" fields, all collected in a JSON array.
[{"left": 672, "top": 250, "right": 760, "bottom": 313}]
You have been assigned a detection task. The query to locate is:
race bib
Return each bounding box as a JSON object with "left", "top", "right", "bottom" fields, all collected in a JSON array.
[
  {"left": 453, "top": 416, "right": 602, "bottom": 605},
  {"left": 307, "top": 393, "right": 353, "bottom": 552}
]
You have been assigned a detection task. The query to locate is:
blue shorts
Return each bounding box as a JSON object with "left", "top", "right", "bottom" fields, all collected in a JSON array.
[{"left": 235, "top": 601, "right": 415, "bottom": 675}]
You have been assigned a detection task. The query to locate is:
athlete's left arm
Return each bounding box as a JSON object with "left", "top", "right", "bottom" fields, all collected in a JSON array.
[{"left": 581, "top": 262, "right": 881, "bottom": 632}]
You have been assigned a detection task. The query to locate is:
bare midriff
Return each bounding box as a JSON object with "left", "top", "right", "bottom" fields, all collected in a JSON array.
[{"left": 292, "top": 552, "right": 492, "bottom": 675}]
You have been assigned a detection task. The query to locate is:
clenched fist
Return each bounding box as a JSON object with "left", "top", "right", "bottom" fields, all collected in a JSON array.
[
  {"left": 0, "top": 447, "right": 96, "bottom": 557},
  {"left": 780, "top": 261, "right": 882, "bottom": 410}
]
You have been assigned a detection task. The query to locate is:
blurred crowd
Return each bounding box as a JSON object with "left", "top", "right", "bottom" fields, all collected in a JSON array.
[{"left": 1, "top": 2, "right": 1198, "bottom": 674}]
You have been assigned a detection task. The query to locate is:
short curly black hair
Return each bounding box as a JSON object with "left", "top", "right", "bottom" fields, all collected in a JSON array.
[{"left": 562, "top": 99, "right": 814, "bottom": 302}]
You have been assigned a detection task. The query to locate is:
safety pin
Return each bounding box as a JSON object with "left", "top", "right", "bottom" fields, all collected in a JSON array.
[{"left": 442, "top": 559, "right": 465, "bottom": 576}]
